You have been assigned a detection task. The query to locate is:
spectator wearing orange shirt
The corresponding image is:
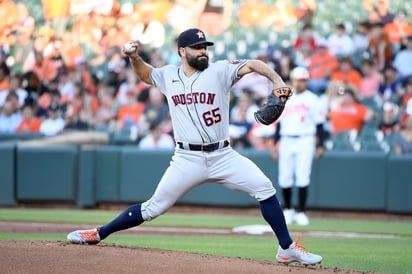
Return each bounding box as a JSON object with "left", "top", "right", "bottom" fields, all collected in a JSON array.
[
  {"left": 31, "top": 51, "right": 58, "bottom": 84},
  {"left": 116, "top": 90, "right": 145, "bottom": 130},
  {"left": 328, "top": 88, "right": 374, "bottom": 135},
  {"left": 295, "top": 0, "right": 316, "bottom": 26},
  {"left": 368, "top": 22, "right": 392, "bottom": 71},
  {"left": 383, "top": 10, "right": 412, "bottom": 53},
  {"left": 237, "top": 0, "right": 268, "bottom": 27},
  {"left": 0, "top": 0, "right": 19, "bottom": 46},
  {"left": 261, "top": 0, "right": 297, "bottom": 31},
  {"left": 59, "top": 32, "right": 84, "bottom": 70},
  {"left": 330, "top": 57, "right": 362, "bottom": 92},
  {"left": 16, "top": 104, "right": 41, "bottom": 133},
  {"left": 0, "top": 62, "right": 10, "bottom": 91},
  {"left": 70, "top": 12, "right": 104, "bottom": 57},
  {"left": 198, "top": 0, "right": 233, "bottom": 36},
  {"left": 307, "top": 41, "right": 339, "bottom": 94}
]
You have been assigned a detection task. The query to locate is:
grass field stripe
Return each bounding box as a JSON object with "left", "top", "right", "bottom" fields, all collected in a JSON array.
[{"left": 0, "top": 222, "right": 398, "bottom": 239}]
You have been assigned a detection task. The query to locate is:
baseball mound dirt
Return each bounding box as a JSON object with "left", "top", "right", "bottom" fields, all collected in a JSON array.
[
  {"left": 3, "top": 207, "right": 399, "bottom": 274},
  {"left": 2, "top": 240, "right": 369, "bottom": 274}
]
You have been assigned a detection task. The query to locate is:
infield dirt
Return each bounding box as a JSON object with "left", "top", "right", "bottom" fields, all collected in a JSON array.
[
  {"left": 1, "top": 206, "right": 396, "bottom": 273},
  {"left": 1, "top": 240, "right": 370, "bottom": 274}
]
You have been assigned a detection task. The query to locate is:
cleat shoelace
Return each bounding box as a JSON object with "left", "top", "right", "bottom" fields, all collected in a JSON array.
[{"left": 293, "top": 237, "right": 309, "bottom": 254}]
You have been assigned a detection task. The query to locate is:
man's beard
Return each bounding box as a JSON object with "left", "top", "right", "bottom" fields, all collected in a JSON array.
[{"left": 187, "top": 54, "right": 209, "bottom": 71}]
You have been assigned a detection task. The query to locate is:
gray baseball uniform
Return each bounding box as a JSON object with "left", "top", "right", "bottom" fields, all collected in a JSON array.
[
  {"left": 66, "top": 29, "right": 323, "bottom": 266},
  {"left": 140, "top": 60, "right": 276, "bottom": 221}
]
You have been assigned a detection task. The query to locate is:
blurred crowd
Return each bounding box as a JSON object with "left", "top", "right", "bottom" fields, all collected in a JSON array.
[{"left": 0, "top": 0, "right": 411, "bottom": 154}]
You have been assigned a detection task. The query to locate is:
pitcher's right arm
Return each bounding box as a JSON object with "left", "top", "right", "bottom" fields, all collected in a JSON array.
[{"left": 122, "top": 42, "right": 153, "bottom": 85}]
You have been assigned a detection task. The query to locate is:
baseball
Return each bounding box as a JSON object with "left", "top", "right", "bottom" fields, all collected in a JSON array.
[{"left": 123, "top": 42, "right": 136, "bottom": 53}]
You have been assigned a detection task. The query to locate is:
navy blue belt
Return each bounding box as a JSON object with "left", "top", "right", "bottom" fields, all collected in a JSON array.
[{"left": 177, "top": 140, "right": 229, "bottom": 152}]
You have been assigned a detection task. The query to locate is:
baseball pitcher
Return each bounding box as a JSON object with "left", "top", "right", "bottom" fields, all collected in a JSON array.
[{"left": 67, "top": 28, "right": 322, "bottom": 265}]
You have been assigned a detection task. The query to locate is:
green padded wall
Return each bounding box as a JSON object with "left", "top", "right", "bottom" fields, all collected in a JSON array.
[
  {"left": 7, "top": 145, "right": 412, "bottom": 213},
  {"left": 95, "top": 146, "right": 121, "bottom": 202},
  {"left": 386, "top": 155, "right": 412, "bottom": 213},
  {"left": 309, "top": 159, "right": 321, "bottom": 207},
  {"left": 0, "top": 144, "right": 16, "bottom": 206},
  {"left": 16, "top": 146, "right": 77, "bottom": 200},
  {"left": 119, "top": 148, "right": 173, "bottom": 202},
  {"left": 316, "top": 151, "right": 387, "bottom": 210},
  {"left": 77, "top": 148, "right": 96, "bottom": 208}
]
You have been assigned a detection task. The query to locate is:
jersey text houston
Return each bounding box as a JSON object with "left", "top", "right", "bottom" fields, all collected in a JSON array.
[{"left": 171, "top": 92, "right": 216, "bottom": 106}]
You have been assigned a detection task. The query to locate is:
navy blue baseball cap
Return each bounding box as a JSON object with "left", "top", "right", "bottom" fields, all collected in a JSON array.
[{"left": 177, "top": 28, "right": 214, "bottom": 48}]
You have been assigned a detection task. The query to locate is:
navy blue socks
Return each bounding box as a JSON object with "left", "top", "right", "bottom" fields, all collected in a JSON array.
[
  {"left": 259, "top": 194, "right": 293, "bottom": 249},
  {"left": 97, "top": 197, "right": 293, "bottom": 249},
  {"left": 98, "top": 204, "right": 145, "bottom": 240}
]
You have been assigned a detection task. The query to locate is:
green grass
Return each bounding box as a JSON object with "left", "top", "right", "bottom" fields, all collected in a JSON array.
[
  {"left": 1, "top": 208, "right": 412, "bottom": 273},
  {"left": 1, "top": 208, "right": 411, "bottom": 236}
]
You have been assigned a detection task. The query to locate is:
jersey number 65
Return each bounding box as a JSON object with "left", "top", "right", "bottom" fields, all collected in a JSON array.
[{"left": 203, "top": 107, "right": 221, "bottom": 126}]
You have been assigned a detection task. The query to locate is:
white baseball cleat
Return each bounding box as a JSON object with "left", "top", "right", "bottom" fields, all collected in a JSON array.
[
  {"left": 67, "top": 228, "right": 101, "bottom": 245},
  {"left": 283, "top": 209, "right": 295, "bottom": 225},
  {"left": 276, "top": 238, "right": 322, "bottom": 265},
  {"left": 294, "top": 212, "right": 309, "bottom": 226}
]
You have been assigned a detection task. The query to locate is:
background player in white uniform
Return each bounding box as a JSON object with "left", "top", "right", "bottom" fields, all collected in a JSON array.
[
  {"left": 67, "top": 28, "right": 322, "bottom": 265},
  {"left": 273, "top": 67, "right": 326, "bottom": 226}
]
